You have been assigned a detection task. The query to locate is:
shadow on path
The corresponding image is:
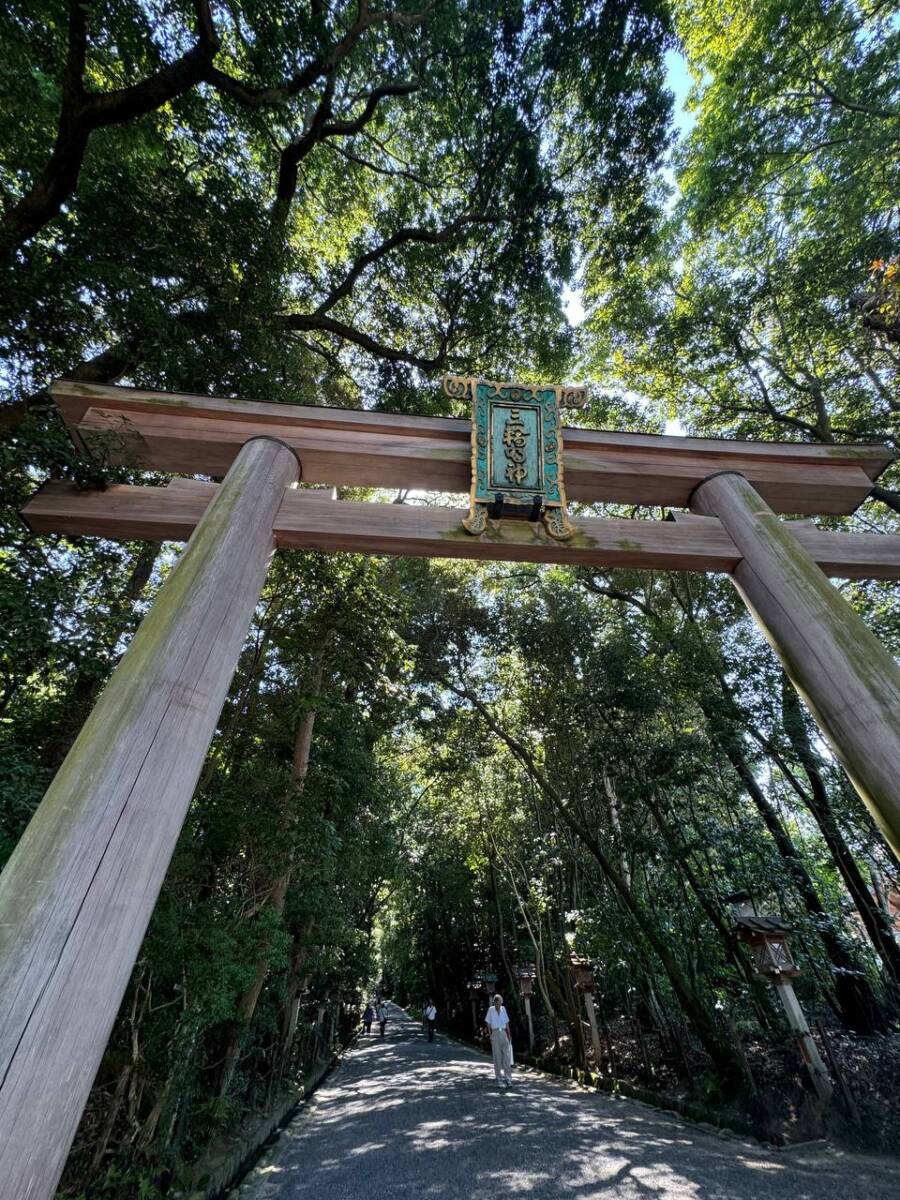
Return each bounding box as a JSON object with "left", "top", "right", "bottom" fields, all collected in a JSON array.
[{"left": 235, "top": 1004, "right": 897, "bottom": 1199}]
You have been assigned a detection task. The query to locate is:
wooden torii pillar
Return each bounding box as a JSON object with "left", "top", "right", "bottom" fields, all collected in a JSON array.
[
  {"left": 0, "top": 437, "right": 299, "bottom": 1199},
  {"left": 2, "top": 379, "right": 900, "bottom": 1198},
  {"left": 690, "top": 472, "right": 900, "bottom": 860}
]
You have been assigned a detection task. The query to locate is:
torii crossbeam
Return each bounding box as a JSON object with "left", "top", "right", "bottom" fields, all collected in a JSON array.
[{"left": 2, "top": 378, "right": 900, "bottom": 1200}]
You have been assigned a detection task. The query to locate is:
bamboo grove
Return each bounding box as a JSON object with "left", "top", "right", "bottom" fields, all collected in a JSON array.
[{"left": 1, "top": 0, "right": 899, "bottom": 1194}]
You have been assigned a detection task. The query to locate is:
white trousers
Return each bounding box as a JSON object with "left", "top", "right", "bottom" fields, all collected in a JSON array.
[{"left": 490, "top": 1028, "right": 513, "bottom": 1082}]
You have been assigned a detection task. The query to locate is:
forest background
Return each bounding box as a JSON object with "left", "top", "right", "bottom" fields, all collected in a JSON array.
[{"left": 1, "top": 1, "right": 899, "bottom": 1195}]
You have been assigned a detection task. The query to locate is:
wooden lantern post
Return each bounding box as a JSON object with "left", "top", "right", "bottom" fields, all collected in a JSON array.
[
  {"left": 0, "top": 436, "right": 299, "bottom": 1200},
  {"left": 729, "top": 894, "right": 832, "bottom": 1105},
  {"left": 514, "top": 965, "right": 537, "bottom": 1051},
  {"left": 466, "top": 981, "right": 483, "bottom": 1036},
  {"left": 692, "top": 471, "right": 900, "bottom": 859},
  {"left": 477, "top": 970, "right": 497, "bottom": 1035},
  {"left": 481, "top": 971, "right": 498, "bottom": 1004},
  {"left": 315, "top": 1000, "right": 328, "bottom": 1053},
  {"left": 570, "top": 955, "right": 603, "bottom": 1070}
]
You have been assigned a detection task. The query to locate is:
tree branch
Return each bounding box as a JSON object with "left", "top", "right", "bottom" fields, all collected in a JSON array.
[
  {"left": 275, "top": 77, "right": 337, "bottom": 209},
  {"left": 328, "top": 141, "right": 438, "bottom": 192},
  {"left": 84, "top": 13, "right": 220, "bottom": 129},
  {"left": 319, "top": 79, "right": 419, "bottom": 138},
  {"left": 313, "top": 216, "right": 469, "bottom": 316},
  {"left": 0, "top": 0, "right": 219, "bottom": 256},
  {"left": 277, "top": 311, "right": 452, "bottom": 370},
  {"left": 0, "top": 1, "right": 431, "bottom": 253},
  {"left": 208, "top": 2, "right": 431, "bottom": 109},
  {"left": 803, "top": 68, "right": 899, "bottom": 121},
  {"left": 870, "top": 485, "right": 900, "bottom": 516},
  {"left": 274, "top": 79, "right": 419, "bottom": 214},
  {"left": 577, "top": 575, "right": 660, "bottom": 620}
]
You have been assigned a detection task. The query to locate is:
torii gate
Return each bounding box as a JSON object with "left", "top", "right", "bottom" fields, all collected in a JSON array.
[{"left": 2, "top": 377, "right": 900, "bottom": 1199}]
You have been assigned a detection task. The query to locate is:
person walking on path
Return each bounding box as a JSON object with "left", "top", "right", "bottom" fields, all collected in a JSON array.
[
  {"left": 485, "top": 993, "right": 513, "bottom": 1086},
  {"left": 424, "top": 999, "right": 437, "bottom": 1042},
  {"left": 375, "top": 999, "right": 388, "bottom": 1037},
  {"left": 362, "top": 1003, "right": 374, "bottom": 1035}
]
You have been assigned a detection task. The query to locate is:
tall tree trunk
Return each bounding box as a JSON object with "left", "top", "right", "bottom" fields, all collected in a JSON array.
[
  {"left": 455, "top": 682, "right": 748, "bottom": 1090},
  {"left": 488, "top": 856, "right": 518, "bottom": 1013},
  {"left": 504, "top": 864, "right": 559, "bottom": 1045},
  {"left": 602, "top": 768, "right": 631, "bottom": 888},
  {"left": 217, "top": 654, "right": 325, "bottom": 1096},
  {"left": 642, "top": 789, "right": 779, "bottom": 1031},
  {"left": 541, "top": 914, "right": 585, "bottom": 1065},
  {"left": 276, "top": 916, "right": 318, "bottom": 1077},
  {"left": 780, "top": 677, "right": 900, "bottom": 996},
  {"left": 719, "top": 730, "right": 884, "bottom": 1033}
]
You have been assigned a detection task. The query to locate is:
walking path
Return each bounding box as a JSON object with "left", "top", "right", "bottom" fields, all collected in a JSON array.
[{"left": 235, "top": 1003, "right": 897, "bottom": 1199}]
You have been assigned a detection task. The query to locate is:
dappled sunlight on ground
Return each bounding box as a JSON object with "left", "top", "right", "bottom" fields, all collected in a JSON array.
[{"left": 236, "top": 1005, "right": 898, "bottom": 1199}]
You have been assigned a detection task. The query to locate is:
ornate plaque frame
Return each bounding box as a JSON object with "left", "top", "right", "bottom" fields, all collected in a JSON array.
[{"left": 442, "top": 375, "right": 585, "bottom": 540}]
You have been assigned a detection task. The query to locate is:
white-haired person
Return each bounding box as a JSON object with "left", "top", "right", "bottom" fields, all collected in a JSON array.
[{"left": 484, "top": 993, "right": 514, "bottom": 1087}]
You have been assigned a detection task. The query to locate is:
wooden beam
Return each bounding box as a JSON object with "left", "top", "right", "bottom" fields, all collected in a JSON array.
[
  {"left": 23, "top": 481, "right": 900, "bottom": 579},
  {"left": 669, "top": 512, "right": 900, "bottom": 580},
  {"left": 273, "top": 492, "right": 741, "bottom": 572},
  {"left": 52, "top": 380, "right": 894, "bottom": 516}
]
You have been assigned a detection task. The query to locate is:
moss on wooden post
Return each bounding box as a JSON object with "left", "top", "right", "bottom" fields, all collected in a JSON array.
[{"left": 0, "top": 436, "right": 299, "bottom": 1200}]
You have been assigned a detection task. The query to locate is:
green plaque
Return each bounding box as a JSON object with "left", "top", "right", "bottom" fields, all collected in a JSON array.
[{"left": 442, "top": 375, "right": 586, "bottom": 539}]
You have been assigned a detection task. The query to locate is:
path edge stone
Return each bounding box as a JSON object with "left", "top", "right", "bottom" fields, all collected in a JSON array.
[{"left": 172, "top": 1033, "right": 360, "bottom": 1200}]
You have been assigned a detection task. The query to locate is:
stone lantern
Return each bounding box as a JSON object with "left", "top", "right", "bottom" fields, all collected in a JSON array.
[
  {"left": 515, "top": 964, "right": 537, "bottom": 1050},
  {"left": 728, "top": 892, "right": 832, "bottom": 1104},
  {"left": 569, "top": 956, "right": 602, "bottom": 1067}
]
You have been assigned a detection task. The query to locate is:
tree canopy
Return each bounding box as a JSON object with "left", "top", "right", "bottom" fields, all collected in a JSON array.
[{"left": 1, "top": 0, "right": 672, "bottom": 416}]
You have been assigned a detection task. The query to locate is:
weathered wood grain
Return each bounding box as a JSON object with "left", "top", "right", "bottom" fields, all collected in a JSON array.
[
  {"left": 273, "top": 492, "right": 742, "bottom": 570},
  {"left": 0, "top": 438, "right": 299, "bottom": 1200},
  {"left": 668, "top": 511, "right": 900, "bottom": 580},
  {"left": 23, "top": 481, "right": 900, "bottom": 578},
  {"left": 691, "top": 471, "right": 900, "bottom": 859},
  {"left": 51, "top": 379, "right": 893, "bottom": 515},
  {"left": 50, "top": 378, "right": 893, "bottom": 471}
]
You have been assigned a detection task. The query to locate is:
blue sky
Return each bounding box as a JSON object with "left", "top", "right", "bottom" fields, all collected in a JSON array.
[{"left": 665, "top": 48, "right": 696, "bottom": 138}]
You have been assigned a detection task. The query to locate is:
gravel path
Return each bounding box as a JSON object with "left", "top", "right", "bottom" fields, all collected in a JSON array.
[{"left": 235, "top": 1003, "right": 897, "bottom": 1200}]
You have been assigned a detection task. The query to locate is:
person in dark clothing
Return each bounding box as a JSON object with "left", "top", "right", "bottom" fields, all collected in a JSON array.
[{"left": 363, "top": 1003, "right": 374, "bottom": 1034}]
